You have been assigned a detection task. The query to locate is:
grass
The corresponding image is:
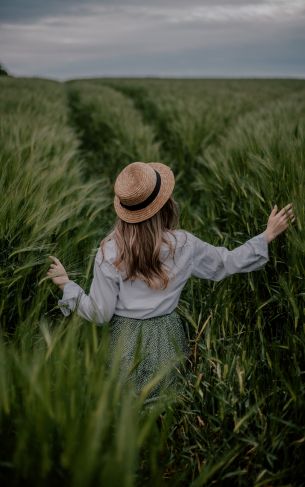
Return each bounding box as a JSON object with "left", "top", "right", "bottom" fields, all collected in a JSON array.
[{"left": 1, "top": 76, "right": 305, "bottom": 486}]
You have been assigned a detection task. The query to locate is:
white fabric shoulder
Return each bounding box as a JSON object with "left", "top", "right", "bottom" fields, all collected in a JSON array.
[
  {"left": 160, "top": 229, "right": 190, "bottom": 253},
  {"left": 97, "top": 238, "right": 117, "bottom": 264}
]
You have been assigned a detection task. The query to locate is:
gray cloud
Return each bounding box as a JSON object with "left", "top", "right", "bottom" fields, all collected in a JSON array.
[
  {"left": 0, "top": 0, "right": 304, "bottom": 79},
  {"left": 1, "top": 0, "right": 304, "bottom": 24},
  {"left": 0, "top": 0, "right": 91, "bottom": 24},
  {"left": 0, "top": 0, "right": 277, "bottom": 23}
]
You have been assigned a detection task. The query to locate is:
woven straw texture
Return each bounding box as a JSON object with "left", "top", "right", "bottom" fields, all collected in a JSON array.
[{"left": 114, "top": 161, "right": 175, "bottom": 223}]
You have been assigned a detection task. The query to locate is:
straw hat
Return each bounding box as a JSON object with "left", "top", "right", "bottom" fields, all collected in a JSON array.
[{"left": 114, "top": 161, "right": 175, "bottom": 223}]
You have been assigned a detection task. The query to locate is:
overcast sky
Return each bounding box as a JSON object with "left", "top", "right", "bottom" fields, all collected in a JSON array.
[{"left": 0, "top": 0, "right": 304, "bottom": 80}]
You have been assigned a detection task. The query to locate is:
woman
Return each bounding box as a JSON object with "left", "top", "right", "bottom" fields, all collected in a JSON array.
[{"left": 47, "top": 161, "right": 295, "bottom": 404}]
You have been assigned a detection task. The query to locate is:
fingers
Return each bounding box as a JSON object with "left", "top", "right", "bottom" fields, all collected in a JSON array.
[
  {"left": 273, "top": 203, "right": 295, "bottom": 228},
  {"left": 278, "top": 203, "right": 293, "bottom": 217},
  {"left": 48, "top": 255, "right": 61, "bottom": 264},
  {"left": 48, "top": 256, "right": 65, "bottom": 272},
  {"left": 47, "top": 264, "right": 63, "bottom": 274},
  {"left": 47, "top": 255, "right": 68, "bottom": 281},
  {"left": 47, "top": 269, "right": 57, "bottom": 276},
  {"left": 266, "top": 202, "right": 296, "bottom": 241},
  {"left": 282, "top": 208, "right": 295, "bottom": 222},
  {"left": 47, "top": 271, "right": 66, "bottom": 279},
  {"left": 48, "top": 263, "right": 61, "bottom": 273}
]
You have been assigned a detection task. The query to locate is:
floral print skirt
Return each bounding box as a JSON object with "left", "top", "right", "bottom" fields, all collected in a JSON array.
[{"left": 108, "top": 309, "right": 191, "bottom": 406}]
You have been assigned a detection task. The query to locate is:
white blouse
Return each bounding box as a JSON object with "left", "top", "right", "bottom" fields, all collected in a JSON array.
[{"left": 58, "top": 229, "right": 269, "bottom": 323}]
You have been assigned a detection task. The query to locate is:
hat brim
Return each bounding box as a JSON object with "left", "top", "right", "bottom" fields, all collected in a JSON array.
[{"left": 114, "top": 162, "right": 175, "bottom": 223}]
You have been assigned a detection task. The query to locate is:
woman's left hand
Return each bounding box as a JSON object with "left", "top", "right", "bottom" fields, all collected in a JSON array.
[{"left": 47, "top": 256, "right": 70, "bottom": 290}]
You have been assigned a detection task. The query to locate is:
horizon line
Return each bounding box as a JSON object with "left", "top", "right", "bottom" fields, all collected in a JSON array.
[{"left": 7, "top": 74, "right": 305, "bottom": 82}]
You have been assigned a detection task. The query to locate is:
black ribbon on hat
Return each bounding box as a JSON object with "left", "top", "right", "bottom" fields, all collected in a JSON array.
[{"left": 120, "top": 169, "right": 161, "bottom": 211}]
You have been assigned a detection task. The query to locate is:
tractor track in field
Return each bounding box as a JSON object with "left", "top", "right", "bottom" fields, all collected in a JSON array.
[
  {"left": 98, "top": 80, "right": 305, "bottom": 157},
  {"left": 62, "top": 79, "right": 305, "bottom": 216}
]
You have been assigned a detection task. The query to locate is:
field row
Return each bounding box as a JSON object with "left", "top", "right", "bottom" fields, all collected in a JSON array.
[{"left": 1, "top": 76, "right": 305, "bottom": 485}]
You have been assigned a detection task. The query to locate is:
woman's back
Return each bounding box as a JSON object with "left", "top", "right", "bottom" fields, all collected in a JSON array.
[
  {"left": 101, "top": 229, "right": 192, "bottom": 319},
  {"left": 58, "top": 227, "right": 268, "bottom": 322}
]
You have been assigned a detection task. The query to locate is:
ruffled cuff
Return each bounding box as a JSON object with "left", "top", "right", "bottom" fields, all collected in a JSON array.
[{"left": 58, "top": 281, "right": 83, "bottom": 317}]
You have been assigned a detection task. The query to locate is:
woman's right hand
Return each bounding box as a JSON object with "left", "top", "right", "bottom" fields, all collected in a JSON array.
[
  {"left": 264, "top": 203, "right": 295, "bottom": 243},
  {"left": 47, "top": 256, "right": 70, "bottom": 290}
]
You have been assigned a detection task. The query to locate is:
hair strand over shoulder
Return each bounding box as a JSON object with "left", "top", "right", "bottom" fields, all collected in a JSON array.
[{"left": 100, "top": 196, "right": 180, "bottom": 289}]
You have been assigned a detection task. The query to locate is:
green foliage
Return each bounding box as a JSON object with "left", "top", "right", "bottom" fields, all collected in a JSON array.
[
  {"left": 0, "top": 78, "right": 112, "bottom": 332},
  {"left": 0, "top": 62, "right": 9, "bottom": 76},
  {"left": 1, "top": 76, "right": 305, "bottom": 485},
  {"left": 65, "top": 81, "right": 160, "bottom": 180}
]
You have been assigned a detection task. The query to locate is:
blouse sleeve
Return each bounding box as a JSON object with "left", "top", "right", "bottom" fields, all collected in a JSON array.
[
  {"left": 190, "top": 231, "right": 269, "bottom": 281},
  {"left": 57, "top": 249, "right": 120, "bottom": 324}
]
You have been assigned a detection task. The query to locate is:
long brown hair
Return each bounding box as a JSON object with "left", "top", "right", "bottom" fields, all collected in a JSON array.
[{"left": 100, "top": 196, "right": 180, "bottom": 289}]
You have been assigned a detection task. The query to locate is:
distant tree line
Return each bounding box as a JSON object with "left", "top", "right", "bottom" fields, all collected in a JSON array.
[{"left": 0, "top": 62, "right": 10, "bottom": 76}]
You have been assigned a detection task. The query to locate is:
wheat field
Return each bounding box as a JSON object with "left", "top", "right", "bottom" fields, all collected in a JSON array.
[{"left": 1, "top": 76, "right": 305, "bottom": 486}]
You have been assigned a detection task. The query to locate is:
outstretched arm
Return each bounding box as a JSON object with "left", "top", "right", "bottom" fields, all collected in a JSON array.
[{"left": 190, "top": 203, "right": 295, "bottom": 281}]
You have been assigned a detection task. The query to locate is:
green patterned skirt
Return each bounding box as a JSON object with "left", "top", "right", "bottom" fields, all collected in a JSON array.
[{"left": 108, "top": 309, "right": 191, "bottom": 406}]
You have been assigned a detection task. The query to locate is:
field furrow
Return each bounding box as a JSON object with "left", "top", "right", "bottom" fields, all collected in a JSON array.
[{"left": 1, "top": 77, "right": 305, "bottom": 486}]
